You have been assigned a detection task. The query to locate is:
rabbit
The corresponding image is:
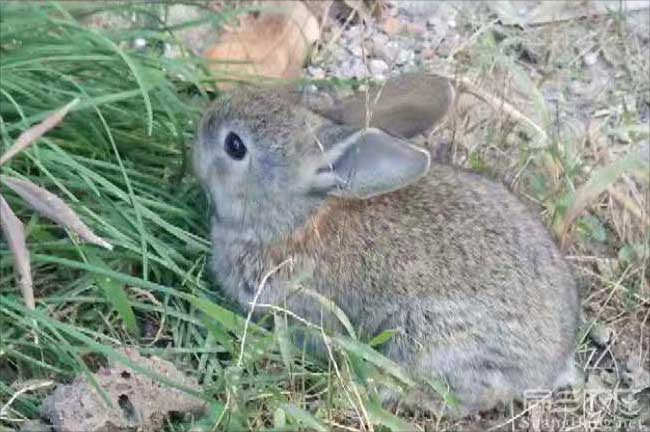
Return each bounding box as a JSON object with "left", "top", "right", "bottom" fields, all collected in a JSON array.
[{"left": 193, "top": 73, "right": 581, "bottom": 417}]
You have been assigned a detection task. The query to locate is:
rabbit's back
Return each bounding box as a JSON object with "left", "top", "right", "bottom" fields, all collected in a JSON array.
[{"left": 295, "top": 162, "right": 579, "bottom": 412}]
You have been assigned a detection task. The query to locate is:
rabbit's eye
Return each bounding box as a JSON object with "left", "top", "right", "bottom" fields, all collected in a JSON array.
[{"left": 224, "top": 132, "right": 247, "bottom": 160}]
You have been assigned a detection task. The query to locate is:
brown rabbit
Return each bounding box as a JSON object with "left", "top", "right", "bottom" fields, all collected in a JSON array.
[{"left": 193, "top": 74, "right": 581, "bottom": 416}]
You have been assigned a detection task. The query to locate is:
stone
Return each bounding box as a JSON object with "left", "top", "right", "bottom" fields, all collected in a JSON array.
[
  {"left": 395, "top": 48, "right": 415, "bottom": 65},
  {"left": 348, "top": 43, "right": 363, "bottom": 57},
  {"left": 589, "top": 322, "right": 614, "bottom": 346},
  {"left": 405, "top": 22, "right": 426, "bottom": 35},
  {"left": 377, "top": 40, "right": 400, "bottom": 62},
  {"left": 307, "top": 65, "right": 326, "bottom": 79},
  {"left": 41, "top": 348, "right": 204, "bottom": 432},
  {"left": 583, "top": 51, "right": 599, "bottom": 66},
  {"left": 371, "top": 32, "right": 390, "bottom": 57},
  {"left": 133, "top": 37, "right": 147, "bottom": 49},
  {"left": 382, "top": 16, "right": 402, "bottom": 35},
  {"left": 341, "top": 58, "right": 368, "bottom": 78},
  {"left": 346, "top": 24, "right": 364, "bottom": 40},
  {"left": 369, "top": 58, "right": 389, "bottom": 75},
  {"left": 421, "top": 47, "right": 436, "bottom": 60}
]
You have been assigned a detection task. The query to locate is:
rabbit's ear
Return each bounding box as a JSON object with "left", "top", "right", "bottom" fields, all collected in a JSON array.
[
  {"left": 309, "top": 128, "right": 431, "bottom": 199},
  {"left": 315, "top": 74, "right": 455, "bottom": 139}
]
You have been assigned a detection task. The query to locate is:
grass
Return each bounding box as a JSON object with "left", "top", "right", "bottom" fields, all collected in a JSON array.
[
  {"left": 1, "top": 1, "right": 649, "bottom": 432},
  {"left": 0, "top": 0, "right": 212, "bottom": 413},
  {"left": 0, "top": 3, "right": 417, "bottom": 431}
]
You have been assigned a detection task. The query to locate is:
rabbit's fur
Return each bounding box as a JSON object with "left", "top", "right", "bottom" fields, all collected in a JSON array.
[{"left": 194, "top": 74, "right": 580, "bottom": 416}]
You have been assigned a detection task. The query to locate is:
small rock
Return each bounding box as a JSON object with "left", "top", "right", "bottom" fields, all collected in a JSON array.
[
  {"left": 386, "top": 2, "right": 399, "bottom": 17},
  {"left": 41, "top": 348, "right": 205, "bottom": 432},
  {"left": 588, "top": 322, "right": 614, "bottom": 346},
  {"left": 81, "top": 11, "right": 134, "bottom": 30},
  {"left": 586, "top": 372, "right": 608, "bottom": 392},
  {"left": 301, "top": 89, "right": 334, "bottom": 113},
  {"left": 395, "top": 48, "right": 414, "bottom": 65},
  {"left": 303, "top": 84, "right": 318, "bottom": 94},
  {"left": 348, "top": 43, "right": 363, "bottom": 57},
  {"left": 346, "top": 24, "right": 364, "bottom": 40},
  {"left": 331, "top": 45, "right": 349, "bottom": 63},
  {"left": 391, "top": 0, "right": 440, "bottom": 17},
  {"left": 165, "top": 4, "right": 216, "bottom": 55},
  {"left": 371, "top": 33, "right": 390, "bottom": 57},
  {"left": 307, "top": 66, "right": 325, "bottom": 80},
  {"left": 619, "top": 392, "right": 642, "bottom": 415},
  {"left": 133, "top": 37, "right": 147, "bottom": 49},
  {"left": 373, "top": 32, "right": 390, "bottom": 45},
  {"left": 341, "top": 58, "right": 368, "bottom": 78},
  {"left": 369, "top": 58, "right": 389, "bottom": 76},
  {"left": 623, "top": 94, "right": 637, "bottom": 113},
  {"left": 640, "top": 141, "right": 650, "bottom": 161},
  {"left": 583, "top": 51, "right": 599, "bottom": 66},
  {"left": 624, "top": 355, "right": 650, "bottom": 392},
  {"left": 376, "top": 40, "right": 400, "bottom": 62},
  {"left": 382, "top": 16, "right": 402, "bottom": 35},
  {"left": 405, "top": 22, "right": 426, "bottom": 35},
  {"left": 421, "top": 47, "right": 436, "bottom": 60},
  {"left": 594, "top": 258, "right": 617, "bottom": 280},
  {"left": 600, "top": 370, "right": 618, "bottom": 386},
  {"left": 436, "top": 33, "right": 461, "bottom": 57}
]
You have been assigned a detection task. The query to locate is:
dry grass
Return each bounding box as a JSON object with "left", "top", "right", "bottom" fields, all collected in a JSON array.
[{"left": 410, "top": 2, "right": 649, "bottom": 431}]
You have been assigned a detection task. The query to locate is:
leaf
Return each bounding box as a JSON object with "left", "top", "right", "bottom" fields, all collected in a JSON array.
[
  {"left": 332, "top": 335, "right": 414, "bottom": 386},
  {"left": 280, "top": 403, "right": 328, "bottom": 432},
  {"left": 273, "top": 406, "right": 286, "bottom": 429},
  {"left": 274, "top": 314, "right": 294, "bottom": 372},
  {"left": 618, "top": 243, "right": 649, "bottom": 267},
  {"left": 365, "top": 398, "right": 416, "bottom": 432},
  {"left": 200, "top": 317, "right": 236, "bottom": 354},
  {"left": 60, "top": 21, "right": 154, "bottom": 135},
  {"left": 347, "top": 350, "right": 372, "bottom": 386},
  {"left": 368, "top": 328, "right": 397, "bottom": 347},
  {"left": 204, "top": 1, "right": 320, "bottom": 85},
  {"left": 190, "top": 296, "right": 254, "bottom": 336},
  {"left": 0, "top": 194, "right": 34, "bottom": 309},
  {"left": 89, "top": 255, "right": 138, "bottom": 334},
  {"left": 556, "top": 150, "right": 650, "bottom": 243},
  {"left": 576, "top": 215, "right": 607, "bottom": 243},
  {"left": 0, "top": 98, "right": 79, "bottom": 166},
  {"left": 1, "top": 175, "right": 113, "bottom": 250},
  {"left": 424, "top": 376, "right": 460, "bottom": 408},
  {"left": 102, "top": 277, "right": 138, "bottom": 334},
  {"left": 4, "top": 296, "right": 204, "bottom": 398},
  {"left": 297, "top": 286, "right": 357, "bottom": 339}
]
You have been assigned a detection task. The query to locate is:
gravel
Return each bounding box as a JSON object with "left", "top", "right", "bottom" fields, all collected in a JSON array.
[{"left": 306, "top": 1, "right": 461, "bottom": 81}]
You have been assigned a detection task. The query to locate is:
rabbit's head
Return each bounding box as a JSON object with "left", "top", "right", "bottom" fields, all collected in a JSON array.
[{"left": 194, "top": 74, "right": 455, "bottom": 245}]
